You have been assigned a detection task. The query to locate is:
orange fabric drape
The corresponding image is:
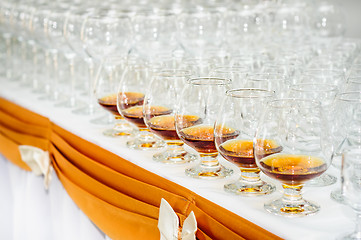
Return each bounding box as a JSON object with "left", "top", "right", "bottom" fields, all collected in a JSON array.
[{"left": 0, "top": 97, "right": 283, "bottom": 240}]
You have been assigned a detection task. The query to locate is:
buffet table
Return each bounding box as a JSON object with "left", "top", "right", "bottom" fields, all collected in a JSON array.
[{"left": 0, "top": 78, "right": 354, "bottom": 240}]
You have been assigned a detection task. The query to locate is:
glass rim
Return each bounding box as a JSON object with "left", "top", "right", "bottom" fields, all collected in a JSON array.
[
  {"left": 290, "top": 83, "right": 339, "bottom": 92},
  {"left": 347, "top": 77, "right": 361, "bottom": 83},
  {"left": 247, "top": 73, "right": 285, "bottom": 81},
  {"left": 87, "top": 9, "right": 132, "bottom": 20},
  {"left": 343, "top": 146, "right": 361, "bottom": 156},
  {"left": 225, "top": 88, "right": 275, "bottom": 98},
  {"left": 303, "top": 69, "right": 344, "bottom": 76},
  {"left": 188, "top": 77, "right": 231, "bottom": 86},
  {"left": 337, "top": 91, "right": 361, "bottom": 102},
  {"left": 157, "top": 69, "right": 192, "bottom": 78},
  {"left": 267, "top": 98, "right": 322, "bottom": 109},
  {"left": 212, "top": 66, "right": 249, "bottom": 73}
]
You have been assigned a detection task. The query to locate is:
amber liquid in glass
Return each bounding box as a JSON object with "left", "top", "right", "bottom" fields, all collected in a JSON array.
[
  {"left": 148, "top": 115, "right": 200, "bottom": 141},
  {"left": 123, "top": 106, "right": 171, "bottom": 128},
  {"left": 179, "top": 125, "right": 238, "bottom": 153},
  {"left": 98, "top": 94, "right": 120, "bottom": 116},
  {"left": 259, "top": 154, "right": 327, "bottom": 185},
  {"left": 98, "top": 92, "right": 145, "bottom": 116},
  {"left": 119, "top": 92, "right": 145, "bottom": 109},
  {"left": 219, "top": 139, "right": 282, "bottom": 168}
]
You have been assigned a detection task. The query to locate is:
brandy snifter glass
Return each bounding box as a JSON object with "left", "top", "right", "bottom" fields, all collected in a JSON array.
[
  {"left": 143, "top": 69, "right": 198, "bottom": 164},
  {"left": 215, "top": 89, "right": 276, "bottom": 195},
  {"left": 117, "top": 62, "right": 165, "bottom": 150},
  {"left": 254, "top": 99, "right": 333, "bottom": 217},
  {"left": 175, "top": 77, "right": 234, "bottom": 178},
  {"left": 288, "top": 83, "right": 338, "bottom": 187},
  {"left": 95, "top": 59, "right": 136, "bottom": 137}
]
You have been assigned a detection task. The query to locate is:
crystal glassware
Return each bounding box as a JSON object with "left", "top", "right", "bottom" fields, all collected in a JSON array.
[
  {"left": 95, "top": 59, "right": 136, "bottom": 137},
  {"left": 245, "top": 73, "right": 290, "bottom": 98},
  {"left": 143, "top": 69, "right": 198, "bottom": 163},
  {"left": 339, "top": 147, "right": 361, "bottom": 240},
  {"left": 82, "top": 8, "right": 136, "bottom": 132},
  {"left": 288, "top": 83, "right": 338, "bottom": 187},
  {"left": 117, "top": 62, "right": 165, "bottom": 150},
  {"left": 214, "top": 89, "right": 276, "bottom": 195},
  {"left": 331, "top": 92, "right": 361, "bottom": 203},
  {"left": 254, "top": 99, "right": 333, "bottom": 217},
  {"left": 175, "top": 77, "right": 234, "bottom": 178},
  {"left": 210, "top": 66, "right": 249, "bottom": 88}
]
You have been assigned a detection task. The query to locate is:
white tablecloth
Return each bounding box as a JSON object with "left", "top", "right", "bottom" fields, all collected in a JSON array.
[{"left": 0, "top": 77, "right": 356, "bottom": 240}]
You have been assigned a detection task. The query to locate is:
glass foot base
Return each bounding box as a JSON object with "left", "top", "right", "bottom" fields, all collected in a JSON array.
[
  {"left": 224, "top": 180, "right": 276, "bottom": 196},
  {"left": 264, "top": 198, "right": 320, "bottom": 217},
  {"left": 55, "top": 99, "right": 85, "bottom": 109},
  {"left": 331, "top": 189, "right": 345, "bottom": 203},
  {"left": 153, "top": 150, "right": 198, "bottom": 164},
  {"left": 305, "top": 173, "right": 337, "bottom": 187},
  {"left": 126, "top": 138, "right": 166, "bottom": 150},
  {"left": 338, "top": 231, "right": 361, "bottom": 240},
  {"left": 38, "top": 92, "right": 63, "bottom": 102},
  {"left": 103, "top": 128, "right": 132, "bottom": 137},
  {"left": 90, "top": 115, "right": 115, "bottom": 125},
  {"left": 72, "top": 106, "right": 99, "bottom": 116},
  {"left": 185, "top": 164, "right": 233, "bottom": 179}
]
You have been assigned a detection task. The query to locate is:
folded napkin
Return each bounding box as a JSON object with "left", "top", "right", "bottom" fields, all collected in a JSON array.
[
  {"left": 18, "top": 145, "right": 52, "bottom": 189},
  {"left": 158, "top": 198, "right": 197, "bottom": 240}
]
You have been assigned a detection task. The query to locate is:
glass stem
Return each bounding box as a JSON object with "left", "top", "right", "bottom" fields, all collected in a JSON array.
[
  {"left": 31, "top": 44, "right": 38, "bottom": 90},
  {"left": 68, "top": 56, "right": 76, "bottom": 106},
  {"left": 19, "top": 39, "right": 27, "bottom": 84},
  {"left": 282, "top": 184, "right": 303, "bottom": 202},
  {"left": 240, "top": 168, "right": 261, "bottom": 182},
  {"left": 44, "top": 50, "right": 51, "bottom": 95},
  {"left": 50, "top": 50, "right": 59, "bottom": 101},
  {"left": 4, "top": 34, "right": 12, "bottom": 79},
  {"left": 86, "top": 58, "right": 96, "bottom": 112},
  {"left": 199, "top": 153, "right": 220, "bottom": 168},
  {"left": 166, "top": 141, "right": 185, "bottom": 152}
]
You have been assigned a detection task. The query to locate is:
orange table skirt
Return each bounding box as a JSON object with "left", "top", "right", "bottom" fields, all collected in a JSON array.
[{"left": 0, "top": 97, "right": 282, "bottom": 240}]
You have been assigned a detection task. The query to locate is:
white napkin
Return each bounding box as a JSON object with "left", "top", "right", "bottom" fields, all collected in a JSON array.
[
  {"left": 18, "top": 145, "right": 52, "bottom": 189},
  {"left": 158, "top": 198, "right": 197, "bottom": 240}
]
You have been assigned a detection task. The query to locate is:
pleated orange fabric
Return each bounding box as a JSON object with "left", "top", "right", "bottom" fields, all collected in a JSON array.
[
  {"left": 0, "top": 132, "right": 31, "bottom": 171},
  {"left": 52, "top": 160, "right": 160, "bottom": 240},
  {"left": 0, "top": 97, "right": 283, "bottom": 240}
]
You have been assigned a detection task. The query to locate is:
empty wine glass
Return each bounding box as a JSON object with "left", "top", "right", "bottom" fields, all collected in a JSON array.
[
  {"left": 331, "top": 92, "right": 361, "bottom": 203},
  {"left": 245, "top": 73, "right": 290, "bottom": 98},
  {"left": 175, "top": 77, "right": 234, "bottom": 178},
  {"left": 210, "top": 66, "right": 249, "bottom": 88},
  {"left": 131, "top": 8, "right": 179, "bottom": 62},
  {"left": 143, "top": 69, "right": 198, "bottom": 163},
  {"left": 64, "top": 7, "right": 98, "bottom": 115},
  {"left": 339, "top": 147, "right": 361, "bottom": 240},
  {"left": 47, "top": 6, "right": 85, "bottom": 108},
  {"left": 215, "top": 89, "right": 276, "bottom": 195},
  {"left": 254, "top": 99, "right": 333, "bottom": 216},
  {"left": 302, "top": 69, "right": 346, "bottom": 87},
  {"left": 82, "top": 8, "right": 136, "bottom": 131},
  {"left": 177, "top": 9, "right": 224, "bottom": 58}
]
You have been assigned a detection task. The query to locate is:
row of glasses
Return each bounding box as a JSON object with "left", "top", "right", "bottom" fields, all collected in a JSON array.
[{"left": 1, "top": 0, "right": 361, "bottom": 222}]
